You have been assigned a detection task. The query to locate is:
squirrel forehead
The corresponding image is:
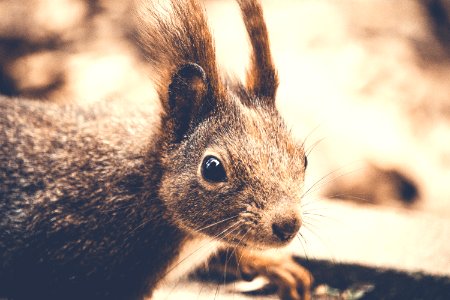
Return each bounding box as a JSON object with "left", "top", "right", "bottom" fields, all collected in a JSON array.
[
  {"left": 202, "top": 99, "right": 305, "bottom": 175},
  {"left": 225, "top": 97, "right": 302, "bottom": 154}
]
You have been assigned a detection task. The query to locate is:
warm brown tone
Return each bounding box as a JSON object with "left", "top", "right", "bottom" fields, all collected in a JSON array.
[{"left": 0, "top": 1, "right": 311, "bottom": 299}]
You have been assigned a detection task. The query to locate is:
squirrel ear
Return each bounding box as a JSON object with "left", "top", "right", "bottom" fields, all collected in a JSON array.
[
  {"left": 167, "top": 63, "right": 212, "bottom": 142},
  {"left": 237, "top": 0, "right": 278, "bottom": 106}
]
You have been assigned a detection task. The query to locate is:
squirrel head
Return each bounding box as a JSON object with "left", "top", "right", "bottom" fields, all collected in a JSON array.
[
  {"left": 157, "top": 63, "right": 307, "bottom": 248},
  {"left": 138, "top": 0, "right": 306, "bottom": 248}
]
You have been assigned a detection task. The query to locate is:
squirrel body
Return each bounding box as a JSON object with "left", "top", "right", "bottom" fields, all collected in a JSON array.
[
  {"left": 0, "top": 97, "right": 185, "bottom": 299},
  {"left": 0, "top": 1, "right": 311, "bottom": 299}
]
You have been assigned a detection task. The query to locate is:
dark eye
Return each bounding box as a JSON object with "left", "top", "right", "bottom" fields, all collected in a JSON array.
[
  {"left": 304, "top": 156, "right": 308, "bottom": 169},
  {"left": 201, "top": 155, "right": 227, "bottom": 183}
]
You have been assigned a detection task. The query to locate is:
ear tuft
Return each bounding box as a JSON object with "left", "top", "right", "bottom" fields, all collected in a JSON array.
[
  {"left": 237, "top": 0, "right": 278, "bottom": 106},
  {"left": 167, "top": 63, "right": 210, "bottom": 142}
]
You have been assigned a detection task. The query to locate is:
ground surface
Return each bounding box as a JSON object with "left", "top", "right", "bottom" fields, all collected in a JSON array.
[{"left": 153, "top": 200, "right": 450, "bottom": 299}]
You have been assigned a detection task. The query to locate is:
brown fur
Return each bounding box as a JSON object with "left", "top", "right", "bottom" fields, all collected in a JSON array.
[
  {"left": 0, "top": 1, "right": 310, "bottom": 299},
  {"left": 135, "top": 0, "right": 224, "bottom": 104},
  {"left": 237, "top": 0, "right": 279, "bottom": 101}
]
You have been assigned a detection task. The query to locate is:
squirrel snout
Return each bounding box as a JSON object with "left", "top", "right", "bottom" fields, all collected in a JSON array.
[{"left": 271, "top": 215, "right": 302, "bottom": 242}]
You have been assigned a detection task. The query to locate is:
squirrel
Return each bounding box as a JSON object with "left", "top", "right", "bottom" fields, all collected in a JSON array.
[{"left": 0, "top": 0, "right": 312, "bottom": 299}]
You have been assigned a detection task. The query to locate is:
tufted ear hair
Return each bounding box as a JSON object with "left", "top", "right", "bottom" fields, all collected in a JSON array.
[
  {"left": 166, "top": 63, "right": 214, "bottom": 143},
  {"left": 237, "top": 0, "right": 279, "bottom": 106}
]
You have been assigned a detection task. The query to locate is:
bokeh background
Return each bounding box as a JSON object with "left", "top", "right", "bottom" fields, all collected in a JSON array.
[{"left": 1, "top": 0, "right": 450, "bottom": 298}]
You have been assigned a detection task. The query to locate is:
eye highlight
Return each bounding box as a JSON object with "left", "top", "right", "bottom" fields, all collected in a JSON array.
[{"left": 201, "top": 155, "right": 227, "bottom": 183}]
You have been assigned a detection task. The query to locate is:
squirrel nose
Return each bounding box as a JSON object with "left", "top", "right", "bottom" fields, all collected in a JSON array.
[{"left": 272, "top": 216, "right": 301, "bottom": 242}]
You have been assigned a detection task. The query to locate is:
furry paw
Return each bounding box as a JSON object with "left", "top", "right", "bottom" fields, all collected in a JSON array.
[
  {"left": 238, "top": 252, "right": 313, "bottom": 300},
  {"left": 198, "top": 248, "right": 313, "bottom": 299}
]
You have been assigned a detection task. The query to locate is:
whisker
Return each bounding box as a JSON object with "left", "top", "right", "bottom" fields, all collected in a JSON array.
[
  {"left": 302, "top": 223, "right": 337, "bottom": 265},
  {"left": 235, "top": 226, "right": 252, "bottom": 249},
  {"left": 301, "top": 163, "right": 364, "bottom": 200},
  {"left": 303, "top": 211, "right": 344, "bottom": 227},
  {"left": 303, "top": 212, "right": 328, "bottom": 218},
  {"left": 296, "top": 232, "right": 309, "bottom": 261},
  {"left": 301, "top": 122, "right": 326, "bottom": 150},
  {"left": 195, "top": 215, "right": 240, "bottom": 232},
  {"left": 228, "top": 225, "right": 252, "bottom": 267},
  {"left": 213, "top": 280, "right": 221, "bottom": 300},
  {"left": 229, "top": 227, "right": 254, "bottom": 283},
  {"left": 217, "top": 221, "right": 243, "bottom": 242},
  {"left": 171, "top": 220, "right": 246, "bottom": 300},
  {"left": 300, "top": 197, "right": 328, "bottom": 210},
  {"left": 127, "top": 218, "right": 151, "bottom": 236},
  {"left": 163, "top": 221, "right": 242, "bottom": 279},
  {"left": 327, "top": 193, "right": 373, "bottom": 204},
  {"left": 303, "top": 212, "right": 344, "bottom": 227},
  {"left": 302, "top": 204, "right": 333, "bottom": 213},
  {"left": 305, "top": 137, "right": 326, "bottom": 157},
  {"left": 196, "top": 284, "right": 205, "bottom": 300},
  {"left": 161, "top": 221, "right": 244, "bottom": 300},
  {"left": 236, "top": 248, "right": 246, "bottom": 273},
  {"left": 222, "top": 247, "right": 231, "bottom": 296}
]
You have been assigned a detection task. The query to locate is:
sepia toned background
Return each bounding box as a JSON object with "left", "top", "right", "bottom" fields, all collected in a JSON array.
[{"left": 1, "top": 0, "right": 450, "bottom": 298}]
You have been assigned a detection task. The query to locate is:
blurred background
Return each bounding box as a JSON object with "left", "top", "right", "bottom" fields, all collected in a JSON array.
[{"left": 1, "top": 0, "right": 450, "bottom": 297}]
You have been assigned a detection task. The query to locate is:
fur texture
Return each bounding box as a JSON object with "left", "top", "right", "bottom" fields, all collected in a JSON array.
[{"left": 0, "top": 1, "right": 308, "bottom": 299}]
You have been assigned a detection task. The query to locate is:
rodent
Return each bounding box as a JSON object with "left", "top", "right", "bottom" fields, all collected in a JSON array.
[{"left": 0, "top": 0, "right": 312, "bottom": 299}]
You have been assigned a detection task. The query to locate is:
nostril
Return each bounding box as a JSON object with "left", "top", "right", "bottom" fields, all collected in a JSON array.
[{"left": 272, "top": 217, "right": 301, "bottom": 242}]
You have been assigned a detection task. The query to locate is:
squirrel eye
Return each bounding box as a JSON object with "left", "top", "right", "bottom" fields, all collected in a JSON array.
[
  {"left": 304, "top": 156, "right": 308, "bottom": 169},
  {"left": 201, "top": 156, "right": 227, "bottom": 183}
]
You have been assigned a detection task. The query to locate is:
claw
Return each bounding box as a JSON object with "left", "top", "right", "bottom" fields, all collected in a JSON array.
[{"left": 202, "top": 248, "right": 313, "bottom": 300}]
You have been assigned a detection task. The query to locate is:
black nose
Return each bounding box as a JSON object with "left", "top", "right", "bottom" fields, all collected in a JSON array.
[{"left": 272, "top": 217, "right": 301, "bottom": 242}]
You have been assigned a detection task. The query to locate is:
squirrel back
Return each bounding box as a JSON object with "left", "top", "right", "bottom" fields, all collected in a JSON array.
[
  {"left": 0, "top": 97, "right": 171, "bottom": 299},
  {"left": 0, "top": 1, "right": 308, "bottom": 299}
]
